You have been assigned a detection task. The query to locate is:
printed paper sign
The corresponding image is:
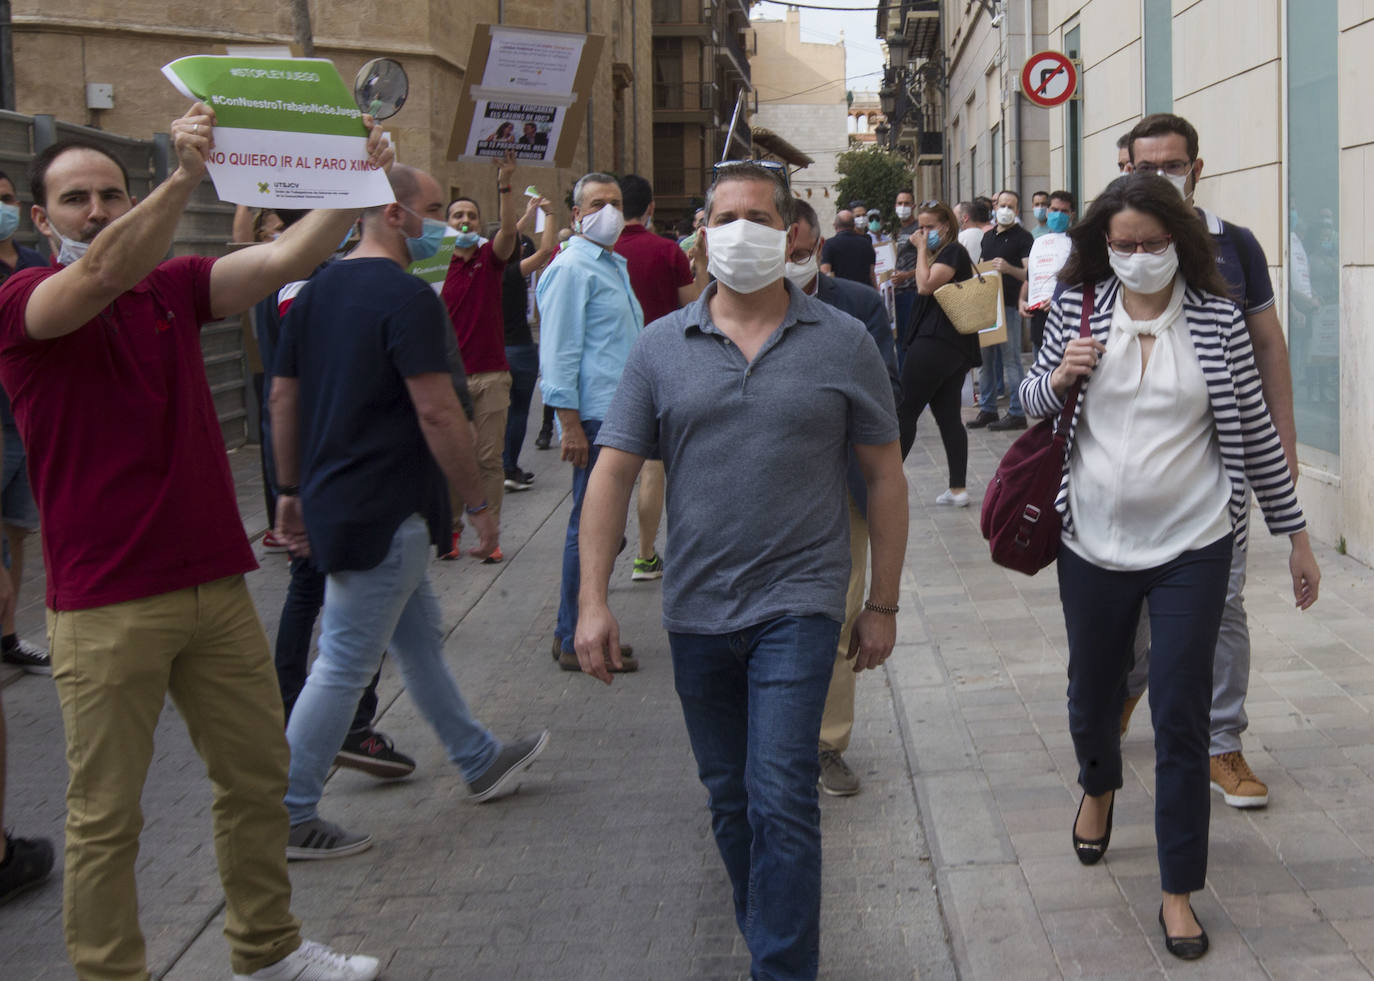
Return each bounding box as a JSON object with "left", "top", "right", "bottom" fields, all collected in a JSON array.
[
  {"left": 451, "top": 25, "right": 603, "bottom": 169},
  {"left": 873, "top": 242, "right": 897, "bottom": 281},
  {"left": 162, "top": 55, "right": 393, "bottom": 208},
  {"left": 1026, "top": 234, "right": 1073, "bottom": 308},
  {"left": 481, "top": 28, "right": 586, "bottom": 96},
  {"left": 464, "top": 98, "right": 566, "bottom": 164}
]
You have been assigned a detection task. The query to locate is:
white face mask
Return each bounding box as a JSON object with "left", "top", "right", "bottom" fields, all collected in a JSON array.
[
  {"left": 57, "top": 232, "right": 91, "bottom": 266},
  {"left": 706, "top": 219, "right": 788, "bottom": 294},
  {"left": 1162, "top": 172, "right": 1190, "bottom": 199},
  {"left": 1109, "top": 242, "right": 1179, "bottom": 294},
  {"left": 894, "top": 204, "right": 913, "bottom": 220},
  {"left": 996, "top": 206, "right": 1017, "bottom": 226},
  {"left": 784, "top": 252, "right": 819, "bottom": 292},
  {"left": 577, "top": 204, "right": 625, "bottom": 247}
]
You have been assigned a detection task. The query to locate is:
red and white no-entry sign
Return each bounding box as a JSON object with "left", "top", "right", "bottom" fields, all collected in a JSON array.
[{"left": 1020, "top": 51, "right": 1078, "bottom": 108}]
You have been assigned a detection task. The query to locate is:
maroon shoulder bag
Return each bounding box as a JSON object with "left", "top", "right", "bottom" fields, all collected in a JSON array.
[{"left": 979, "top": 285, "right": 1094, "bottom": 575}]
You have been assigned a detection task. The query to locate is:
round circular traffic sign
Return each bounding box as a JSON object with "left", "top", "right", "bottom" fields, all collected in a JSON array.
[{"left": 1020, "top": 51, "right": 1077, "bottom": 108}]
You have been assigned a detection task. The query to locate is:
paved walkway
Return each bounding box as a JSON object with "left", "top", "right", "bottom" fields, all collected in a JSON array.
[{"left": 2, "top": 401, "right": 1372, "bottom": 979}]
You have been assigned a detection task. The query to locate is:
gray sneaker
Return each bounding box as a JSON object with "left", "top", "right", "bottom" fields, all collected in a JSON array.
[
  {"left": 818, "top": 749, "right": 860, "bottom": 797},
  {"left": 285, "top": 817, "right": 373, "bottom": 861},
  {"left": 468, "top": 730, "right": 549, "bottom": 803}
]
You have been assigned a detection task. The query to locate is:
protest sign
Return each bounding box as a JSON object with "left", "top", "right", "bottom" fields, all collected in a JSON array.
[
  {"left": 873, "top": 242, "right": 896, "bottom": 284},
  {"left": 1025, "top": 233, "right": 1073, "bottom": 309},
  {"left": 162, "top": 55, "right": 394, "bottom": 208},
  {"left": 450, "top": 25, "right": 604, "bottom": 168}
]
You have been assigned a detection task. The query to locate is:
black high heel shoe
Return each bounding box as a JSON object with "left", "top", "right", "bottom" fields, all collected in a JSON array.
[
  {"left": 1072, "top": 791, "right": 1114, "bottom": 865},
  {"left": 1158, "top": 904, "right": 1209, "bottom": 960}
]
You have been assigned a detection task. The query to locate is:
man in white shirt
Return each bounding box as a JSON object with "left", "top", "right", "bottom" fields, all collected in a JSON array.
[{"left": 955, "top": 200, "right": 987, "bottom": 263}]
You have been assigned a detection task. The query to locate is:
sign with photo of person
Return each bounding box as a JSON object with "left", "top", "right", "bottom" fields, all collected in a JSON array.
[
  {"left": 449, "top": 25, "right": 604, "bottom": 168},
  {"left": 465, "top": 101, "right": 562, "bottom": 163}
]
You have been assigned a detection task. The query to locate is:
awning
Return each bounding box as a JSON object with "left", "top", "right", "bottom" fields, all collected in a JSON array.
[{"left": 751, "top": 127, "right": 813, "bottom": 167}]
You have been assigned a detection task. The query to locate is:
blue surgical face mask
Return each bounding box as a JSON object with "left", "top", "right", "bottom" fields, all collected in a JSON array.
[
  {"left": 926, "top": 230, "right": 941, "bottom": 250},
  {"left": 0, "top": 203, "right": 19, "bottom": 241},
  {"left": 405, "top": 217, "right": 449, "bottom": 262},
  {"left": 1046, "top": 210, "right": 1071, "bottom": 234},
  {"left": 1033, "top": 205, "right": 1048, "bottom": 222},
  {"left": 452, "top": 224, "right": 481, "bottom": 249}
]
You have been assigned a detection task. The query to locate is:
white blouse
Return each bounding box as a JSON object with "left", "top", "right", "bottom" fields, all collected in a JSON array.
[{"left": 1064, "top": 278, "right": 1233, "bottom": 571}]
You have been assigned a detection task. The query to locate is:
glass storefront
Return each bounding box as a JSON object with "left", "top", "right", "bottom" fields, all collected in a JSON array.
[{"left": 1286, "top": 0, "right": 1340, "bottom": 454}]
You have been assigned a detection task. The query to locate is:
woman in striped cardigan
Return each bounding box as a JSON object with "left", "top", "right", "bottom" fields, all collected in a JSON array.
[{"left": 1021, "top": 175, "right": 1320, "bottom": 961}]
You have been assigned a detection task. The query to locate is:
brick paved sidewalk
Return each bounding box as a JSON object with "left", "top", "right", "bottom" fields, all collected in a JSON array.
[{"left": 2, "top": 402, "right": 1371, "bottom": 979}]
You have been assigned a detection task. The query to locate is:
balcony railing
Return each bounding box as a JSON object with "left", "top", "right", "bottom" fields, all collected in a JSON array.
[
  {"left": 654, "top": 81, "right": 719, "bottom": 112},
  {"left": 652, "top": 0, "right": 707, "bottom": 25},
  {"left": 653, "top": 165, "right": 708, "bottom": 198},
  {"left": 716, "top": 30, "right": 752, "bottom": 80}
]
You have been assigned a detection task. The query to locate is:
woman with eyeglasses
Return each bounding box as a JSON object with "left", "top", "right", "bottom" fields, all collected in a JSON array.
[
  {"left": 1022, "top": 174, "right": 1320, "bottom": 961},
  {"left": 895, "top": 200, "right": 981, "bottom": 507}
]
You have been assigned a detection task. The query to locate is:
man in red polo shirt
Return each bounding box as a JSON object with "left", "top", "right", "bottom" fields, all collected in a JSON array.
[
  {"left": 0, "top": 103, "right": 390, "bottom": 980},
  {"left": 612, "top": 174, "right": 706, "bottom": 582},
  {"left": 440, "top": 151, "right": 520, "bottom": 562}
]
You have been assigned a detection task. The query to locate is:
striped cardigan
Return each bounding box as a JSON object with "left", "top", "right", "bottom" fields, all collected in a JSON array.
[{"left": 1020, "top": 277, "right": 1305, "bottom": 551}]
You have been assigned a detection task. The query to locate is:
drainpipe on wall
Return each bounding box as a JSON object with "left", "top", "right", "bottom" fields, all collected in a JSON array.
[
  {"left": 0, "top": 0, "right": 14, "bottom": 111},
  {"left": 289, "top": 0, "right": 314, "bottom": 57},
  {"left": 585, "top": 0, "right": 594, "bottom": 171}
]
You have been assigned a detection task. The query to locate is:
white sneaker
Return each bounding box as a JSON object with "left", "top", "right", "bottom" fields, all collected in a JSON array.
[
  {"left": 233, "top": 939, "right": 381, "bottom": 980},
  {"left": 935, "top": 489, "right": 970, "bottom": 508}
]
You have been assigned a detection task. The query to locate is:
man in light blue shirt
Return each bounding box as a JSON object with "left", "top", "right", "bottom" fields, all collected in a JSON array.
[{"left": 535, "top": 172, "right": 643, "bottom": 672}]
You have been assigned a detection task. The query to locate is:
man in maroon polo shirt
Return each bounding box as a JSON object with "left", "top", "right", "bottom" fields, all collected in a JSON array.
[
  {"left": 440, "top": 150, "right": 520, "bottom": 561},
  {"left": 0, "top": 103, "right": 390, "bottom": 981},
  {"left": 612, "top": 174, "right": 707, "bottom": 582}
]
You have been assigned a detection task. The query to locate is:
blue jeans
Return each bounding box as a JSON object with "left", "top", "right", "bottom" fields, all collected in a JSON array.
[
  {"left": 1058, "top": 534, "right": 1233, "bottom": 894},
  {"left": 669, "top": 614, "right": 842, "bottom": 981},
  {"left": 978, "top": 305, "right": 1024, "bottom": 416},
  {"left": 554, "top": 418, "right": 601, "bottom": 656},
  {"left": 502, "top": 343, "right": 538, "bottom": 474},
  {"left": 274, "top": 555, "right": 378, "bottom": 733},
  {"left": 284, "top": 515, "right": 498, "bottom": 824}
]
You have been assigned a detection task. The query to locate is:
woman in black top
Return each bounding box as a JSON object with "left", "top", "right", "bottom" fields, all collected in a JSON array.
[{"left": 897, "top": 200, "right": 981, "bottom": 507}]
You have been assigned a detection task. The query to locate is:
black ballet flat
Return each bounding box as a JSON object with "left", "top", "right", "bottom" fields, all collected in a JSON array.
[
  {"left": 1072, "top": 791, "right": 1114, "bottom": 866},
  {"left": 1158, "top": 904, "right": 1209, "bottom": 960}
]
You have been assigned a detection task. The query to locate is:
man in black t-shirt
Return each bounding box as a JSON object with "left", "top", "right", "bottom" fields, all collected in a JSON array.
[
  {"left": 970, "top": 189, "right": 1034, "bottom": 430},
  {"left": 820, "top": 210, "right": 877, "bottom": 287},
  {"left": 271, "top": 163, "right": 549, "bottom": 859}
]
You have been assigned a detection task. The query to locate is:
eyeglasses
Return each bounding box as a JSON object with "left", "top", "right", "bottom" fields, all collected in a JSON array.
[
  {"left": 920, "top": 200, "right": 940, "bottom": 209},
  {"left": 1105, "top": 234, "right": 1173, "bottom": 256},
  {"left": 1132, "top": 159, "right": 1193, "bottom": 178}
]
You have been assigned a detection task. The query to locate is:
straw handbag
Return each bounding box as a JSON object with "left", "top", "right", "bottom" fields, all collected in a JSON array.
[{"left": 934, "top": 268, "right": 1002, "bottom": 335}]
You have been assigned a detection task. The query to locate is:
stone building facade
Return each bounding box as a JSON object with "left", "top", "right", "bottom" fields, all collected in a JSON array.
[
  {"left": 749, "top": 9, "right": 846, "bottom": 229},
  {"left": 5, "top": 0, "right": 654, "bottom": 232}
]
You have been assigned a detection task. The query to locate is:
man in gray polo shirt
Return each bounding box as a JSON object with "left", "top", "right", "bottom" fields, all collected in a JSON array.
[{"left": 573, "top": 164, "right": 908, "bottom": 980}]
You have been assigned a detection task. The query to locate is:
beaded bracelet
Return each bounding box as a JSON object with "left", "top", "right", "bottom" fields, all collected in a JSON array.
[{"left": 863, "top": 600, "right": 899, "bottom": 615}]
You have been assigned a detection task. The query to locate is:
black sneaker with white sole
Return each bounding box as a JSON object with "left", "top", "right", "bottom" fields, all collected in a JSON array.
[
  {"left": 333, "top": 728, "right": 416, "bottom": 779},
  {"left": 286, "top": 817, "right": 373, "bottom": 861},
  {"left": 467, "top": 730, "right": 549, "bottom": 802},
  {"left": 504, "top": 469, "right": 535, "bottom": 492},
  {"left": 2, "top": 637, "right": 51, "bottom": 675}
]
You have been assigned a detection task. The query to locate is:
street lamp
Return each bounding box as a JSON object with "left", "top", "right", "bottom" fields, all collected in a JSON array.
[
  {"left": 887, "top": 34, "right": 909, "bottom": 68},
  {"left": 878, "top": 86, "right": 896, "bottom": 117},
  {"left": 874, "top": 121, "right": 890, "bottom": 145}
]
